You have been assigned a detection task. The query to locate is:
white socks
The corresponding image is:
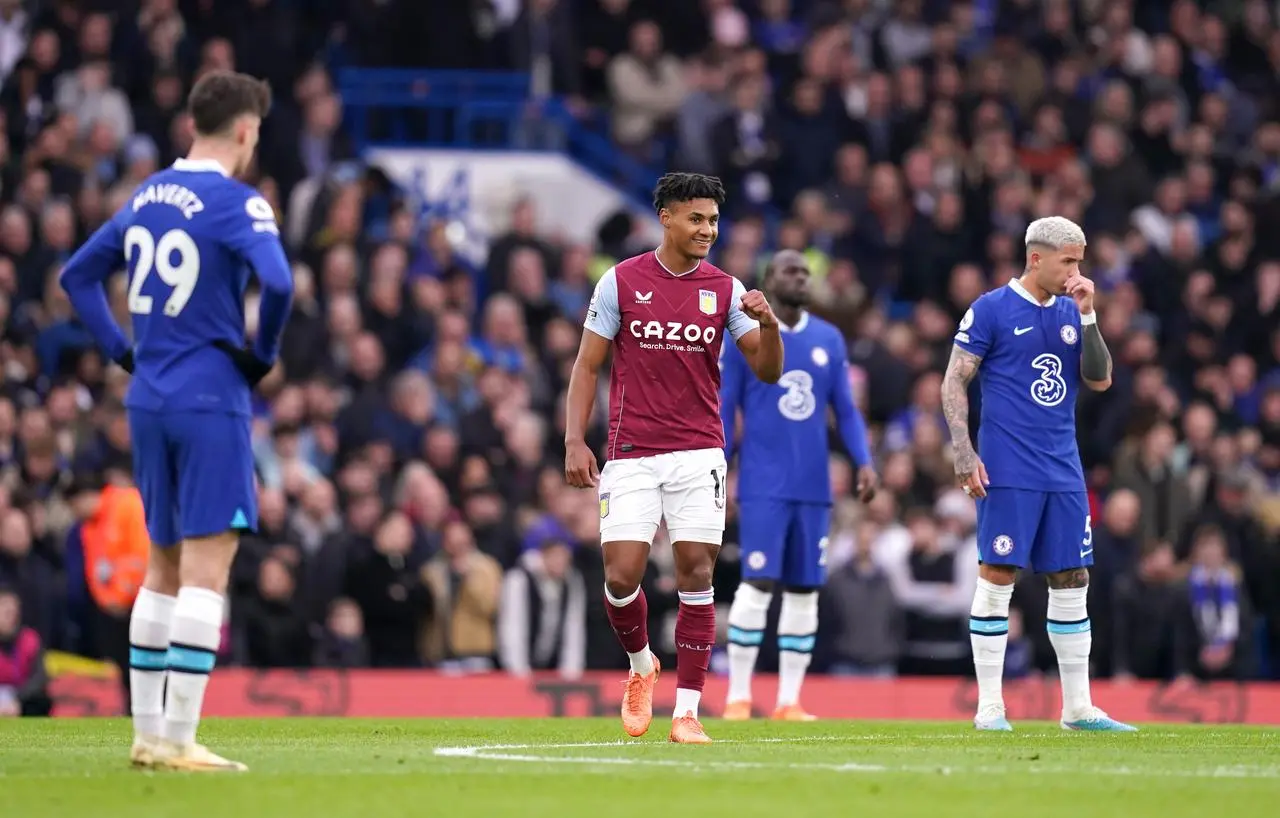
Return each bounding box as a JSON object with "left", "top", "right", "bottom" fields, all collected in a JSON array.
[
  {"left": 674, "top": 687, "right": 701, "bottom": 720},
  {"left": 726, "top": 586, "right": 819, "bottom": 709},
  {"left": 776, "top": 592, "right": 818, "bottom": 708},
  {"left": 1047, "top": 586, "right": 1094, "bottom": 718},
  {"left": 626, "top": 648, "right": 655, "bottom": 677},
  {"left": 726, "top": 583, "right": 770, "bottom": 703},
  {"left": 164, "top": 587, "right": 225, "bottom": 748},
  {"left": 969, "top": 578, "right": 1014, "bottom": 712},
  {"left": 129, "top": 589, "right": 176, "bottom": 739}
]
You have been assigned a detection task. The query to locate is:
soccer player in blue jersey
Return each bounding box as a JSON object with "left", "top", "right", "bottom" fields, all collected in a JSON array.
[
  {"left": 943, "top": 216, "right": 1136, "bottom": 732},
  {"left": 720, "top": 250, "right": 877, "bottom": 720},
  {"left": 60, "top": 71, "right": 294, "bottom": 770}
]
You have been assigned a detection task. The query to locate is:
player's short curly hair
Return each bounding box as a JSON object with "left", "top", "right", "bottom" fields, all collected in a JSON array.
[
  {"left": 652, "top": 173, "right": 726, "bottom": 213},
  {"left": 1025, "top": 216, "right": 1086, "bottom": 250},
  {"left": 187, "top": 70, "right": 272, "bottom": 137}
]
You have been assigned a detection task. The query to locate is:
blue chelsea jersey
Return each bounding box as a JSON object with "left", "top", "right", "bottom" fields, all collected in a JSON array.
[
  {"left": 953, "top": 280, "right": 1085, "bottom": 492},
  {"left": 60, "top": 159, "right": 294, "bottom": 417},
  {"left": 721, "top": 312, "right": 871, "bottom": 504}
]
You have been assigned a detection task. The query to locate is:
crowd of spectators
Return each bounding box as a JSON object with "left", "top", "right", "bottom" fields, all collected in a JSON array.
[{"left": 1, "top": 0, "right": 1280, "bottom": 719}]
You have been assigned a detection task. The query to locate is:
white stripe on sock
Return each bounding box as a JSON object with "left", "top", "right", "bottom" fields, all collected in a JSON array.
[
  {"left": 129, "top": 589, "right": 175, "bottom": 739},
  {"left": 776, "top": 592, "right": 818, "bottom": 708},
  {"left": 971, "top": 579, "right": 1013, "bottom": 712},
  {"left": 726, "top": 584, "right": 771, "bottom": 704},
  {"left": 1048, "top": 586, "right": 1094, "bottom": 718},
  {"left": 163, "top": 587, "right": 224, "bottom": 748}
]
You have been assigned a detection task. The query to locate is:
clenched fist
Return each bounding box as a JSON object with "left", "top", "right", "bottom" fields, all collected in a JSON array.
[{"left": 740, "top": 289, "right": 778, "bottom": 327}]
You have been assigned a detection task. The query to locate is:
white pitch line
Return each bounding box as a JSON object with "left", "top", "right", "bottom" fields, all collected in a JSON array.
[
  {"left": 433, "top": 739, "right": 1280, "bottom": 780},
  {"left": 435, "top": 737, "right": 887, "bottom": 772},
  {"left": 434, "top": 736, "right": 850, "bottom": 756}
]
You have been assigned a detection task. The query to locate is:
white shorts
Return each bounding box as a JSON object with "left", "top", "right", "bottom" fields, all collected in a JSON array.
[{"left": 598, "top": 448, "right": 727, "bottom": 545}]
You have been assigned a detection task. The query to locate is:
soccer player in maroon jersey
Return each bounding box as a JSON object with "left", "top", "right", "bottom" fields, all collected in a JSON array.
[{"left": 564, "top": 173, "right": 784, "bottom": 744}]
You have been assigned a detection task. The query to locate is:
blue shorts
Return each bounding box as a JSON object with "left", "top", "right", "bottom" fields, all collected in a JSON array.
[
  {"left": 128, "top": 408, "right": 258, "bottom": 547},
  {"left": 738, "top": 499, "right": 830, "bottom": 588},
  {"left": 976, "top": 488, "right": 1093, "bottom": 574}
]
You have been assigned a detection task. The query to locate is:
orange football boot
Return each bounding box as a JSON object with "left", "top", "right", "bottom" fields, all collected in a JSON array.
[
  {"left": 722, "top": 700, "right": 753, "bottom": 721},
  {"left": 669, "top": 711, "right": 713, "bottom": 744},
  {"left": 621, "top": 654, "right": 660, "bottom": 737},
  {"left": 771, "top": 704, "right": 818, "bottom": 721}
]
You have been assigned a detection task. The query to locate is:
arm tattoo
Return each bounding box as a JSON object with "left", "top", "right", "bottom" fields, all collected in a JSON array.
[
  {"left": 1081, "top": 323, "right": 1112, "bottom": 382},
  {"left": 942, "top": 345, "right": 982, "bottom": 476}
]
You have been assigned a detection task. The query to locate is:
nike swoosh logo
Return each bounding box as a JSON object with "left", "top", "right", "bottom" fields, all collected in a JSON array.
[
  {"left": 1014, "top": 327, "right": 1034, "bottom": 336},
  {"left": 1080, "top": 549, "right": 1093, "bottom": 559}
]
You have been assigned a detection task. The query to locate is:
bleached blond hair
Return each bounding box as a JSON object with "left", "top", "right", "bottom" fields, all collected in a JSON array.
[{"left": 1025, "top": 216, "right": 1086, "bottom": 250}]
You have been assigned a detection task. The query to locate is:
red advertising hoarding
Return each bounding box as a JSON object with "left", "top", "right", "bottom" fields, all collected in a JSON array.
[{"left": 48, "top": 669, "right": 1280, "bottom": 723}]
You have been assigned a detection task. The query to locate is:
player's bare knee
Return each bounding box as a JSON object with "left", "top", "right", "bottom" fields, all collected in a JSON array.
[
  {"left": 979, "top": 564, "right": 1017, "bottom": 586},
  {"left": 602, "top": 540, "right": 649, "bottom": 598},
  {"left": 1046, "top": 567, "right": 1089, "bottom": 589},
  {"left": 143, "top": 544, "right": 181, "bottom": 597},
  {"left": 604, "top": 572, "right": 643, "bottom": 600},
  {"left": 746, "top": 578, "right": 775, "bottom": 594},
  {"left": 675, "top": 562, "right": 714, "bottom": 593},
  {"left": 178, "top": 531, "right": 240, "bottom": 594},
  {"left": 782, "top": 585, "right": 818, "bottom": 596},
  {"left": 602, "top": 555, "right": 645, "bottom": 599}
]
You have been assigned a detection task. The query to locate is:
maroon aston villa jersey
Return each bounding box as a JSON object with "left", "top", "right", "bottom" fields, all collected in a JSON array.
[{"left": 583, "top": 251, "right": 760, "bottom": 460}]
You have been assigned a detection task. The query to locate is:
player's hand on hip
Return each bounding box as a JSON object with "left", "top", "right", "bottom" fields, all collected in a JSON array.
[
  {"left": 213, "top": 340, "right": 274, "bottom": 387},
  {"left": 956, "top": 456, "right": 989, "bottom": 499},
  {"left": 855, "top": 465, "right": 878, "bottom": 503},
  {"left": 564, "top": 439, "right": 599, "bottom": 488},
  {"left": 1065, "top": 274, "right": 1096, "bottom": 315},
  {"left": 739, "top": 289, "right": 778, "bottom": 327}
]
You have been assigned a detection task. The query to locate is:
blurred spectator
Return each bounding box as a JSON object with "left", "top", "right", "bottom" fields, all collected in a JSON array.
[
  {"left": 509, "top": 0, "right": 581, "bottom": 101},
  {"left": 64, "top": 472, "right": 147, "bottom": 698},
  {"left": 1185, "top": 524, "right": 1250, "bottom": 681},
  {"left": 822, "top": 521, "right": 902, "bottom": 677},
  {"left": 1088, "top": 488, "right": 1143, "bottom": 676},
  {"left": 607, "top": 20, "right": 686, "bottom": 151},
  {"left": 349, "top": 511, "right": 431, "bottom": 667},
  {"left": 674, "top": 53, "right": 730, "bottom": 175},
  {"left": 423, "top": 518, "right": 502, "bottom": 670},
  {"left": 1114, "top": 420, "right": 1193, "bottom": 545},
  {"left": 581, "top": 0, "right": 638, "bottom": 100},
  {"left": 313, "top": 597, "right": 371, "bottom": 668},
  {"left": 235, "top": 556, "right": 311, "bottom": 668},
  {"left": 0, "top": 587, "right": 51, "bottom": 716},
  {"left": 0, "top": 506, "right": 60, "bottom": 648},
  {"left": 1113, "top": 542, "right": 1190, "bottom": 682},
  {"left": 498, "top": 539, "right": 586, "bottom": 677},
  {"left": 882, "top": 507, "right": 976, "bottom": 676},
  {"left": 712, "top": 71, "right": 780, "bottom": 211}
]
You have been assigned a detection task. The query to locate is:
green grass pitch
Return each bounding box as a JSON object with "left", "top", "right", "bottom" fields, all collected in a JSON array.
[{"left": 1, "top": 718, "right": 1276, "bottom": 817}]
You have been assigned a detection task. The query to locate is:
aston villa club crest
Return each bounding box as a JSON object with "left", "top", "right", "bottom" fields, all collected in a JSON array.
[
  {"left": 599, "top": 493, "right": 610, "bottom": 519},
  {"left": 698, "top": 289, "right": 717, "bottom": 315}
]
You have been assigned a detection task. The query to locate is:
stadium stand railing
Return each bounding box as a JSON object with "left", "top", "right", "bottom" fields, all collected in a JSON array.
[{"left": 337, "top": 69, "right": 659, "bottom": 209}]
